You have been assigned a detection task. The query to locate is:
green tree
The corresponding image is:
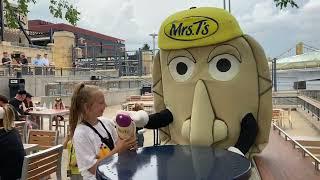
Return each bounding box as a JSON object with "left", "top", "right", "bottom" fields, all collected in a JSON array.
[
  {"left": 274, "top": 0, "right": 299, "bottom": 9},
  {"left": 142, "top": 43, "right": 150, "bottom": 50},
  {"left": 3, "top": 0, "right": 80, "bottom": 28}
]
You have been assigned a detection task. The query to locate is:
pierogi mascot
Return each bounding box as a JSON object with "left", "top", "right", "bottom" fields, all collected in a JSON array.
[{"left": 123, "top": 7, "right": 272, "bottom": 157}]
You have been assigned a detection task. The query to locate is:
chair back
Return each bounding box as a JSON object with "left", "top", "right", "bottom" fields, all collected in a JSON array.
[
  {"left": 28, "top": 130, "right": 59, "bottom": 150},
  {"left": 15, "top": 121, "right": 27, "bottom": 143},
  {"left": 129, "top": 95, "right": 141, "bottom": 101},
  {"left": 272, "top": 109, "right": 282, "bottom": 120},
  {"left": 141, "top": 95, "right": 153, "bottom": 101},
  {"left": 20, "top": 144, "right": 63, "bottom": 180}
]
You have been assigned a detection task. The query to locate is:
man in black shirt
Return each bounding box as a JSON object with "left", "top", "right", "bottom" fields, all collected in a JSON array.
[
  {"left": 20, "top": 54, "right": 28, "bottom": 65},
  {"left": 1, "top": 52, "right": 11, "bottom": 65},
  {"left": 9, "top": 90, "right": 27, "bottom": 116}
]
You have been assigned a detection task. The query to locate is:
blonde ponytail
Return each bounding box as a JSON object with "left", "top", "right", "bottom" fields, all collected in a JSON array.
[
  {"left": 2, "top": 105, "right": 16, "bottom": 131},
  {"left": 69, "top": 83, "right": 100, "bottom": 137}
]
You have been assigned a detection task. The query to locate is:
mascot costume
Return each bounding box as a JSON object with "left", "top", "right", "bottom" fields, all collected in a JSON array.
[{"left": 117, "top": 6, "right": 272, "bottom": 178}]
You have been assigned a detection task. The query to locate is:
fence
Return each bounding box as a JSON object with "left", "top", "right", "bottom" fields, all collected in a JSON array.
[{"left": 0, "top": 64, "right": 120, "bottom": 77}]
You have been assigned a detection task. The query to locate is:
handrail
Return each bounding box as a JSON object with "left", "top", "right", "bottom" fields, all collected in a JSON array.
[
  {"left": 272, "top": 123, "right": 320, "bottom": 171},
  {"left": 0, "top": 64, "right": 120, "bottom": 77},
  {"left": 297, "top": 95, "right": 320, "bottom": 120}
]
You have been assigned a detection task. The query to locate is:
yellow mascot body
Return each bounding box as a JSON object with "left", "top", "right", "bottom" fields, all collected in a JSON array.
[{"left": 152, "top": 7, "right": 272, "bottom": 155}]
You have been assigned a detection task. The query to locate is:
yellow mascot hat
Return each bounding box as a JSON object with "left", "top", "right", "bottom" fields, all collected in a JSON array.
[{"left": 158, "top": 7, "right": 243, "bottom": 50}]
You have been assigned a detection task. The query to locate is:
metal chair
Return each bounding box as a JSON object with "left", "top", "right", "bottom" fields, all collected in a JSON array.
[{"left": 51, "top": 116, "right": 68, "bottom": 137}]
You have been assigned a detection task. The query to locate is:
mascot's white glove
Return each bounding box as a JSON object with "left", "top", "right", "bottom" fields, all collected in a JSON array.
[
  {"left": 116, "top": 110, "right": 149, "bottom": 128},
  {"left": 227, "top": 146, "right": 244, "bottom": 156}
]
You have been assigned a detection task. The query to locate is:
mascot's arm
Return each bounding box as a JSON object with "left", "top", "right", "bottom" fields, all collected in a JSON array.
[
  {"left": 145, "top": 109, "right": 173, "bottom": 129},
  {"left": 127, "top": 109, "right": 173, "bottom": 129},
  {"left": 233, "top": 113, "right": 258, "bottom": 155}
]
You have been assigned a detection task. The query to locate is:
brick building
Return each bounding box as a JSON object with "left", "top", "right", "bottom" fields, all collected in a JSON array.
[{"left": 28, "top": 20, "right": 125, "bottom": 59}]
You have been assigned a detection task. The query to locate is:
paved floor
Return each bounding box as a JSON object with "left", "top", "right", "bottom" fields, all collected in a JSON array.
[
  {"left": 284, "top": 110, "right": 320, "bottom": 138},
  {"left": 41, "top": 106, "right": 320, "bottom": 179}
]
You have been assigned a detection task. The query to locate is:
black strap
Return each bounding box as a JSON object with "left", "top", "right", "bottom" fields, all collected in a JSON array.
[{"left": 82, "top": 120, "right": 115, "bottom": 150}]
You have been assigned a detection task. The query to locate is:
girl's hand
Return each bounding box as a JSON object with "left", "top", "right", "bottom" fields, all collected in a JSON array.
[{"left": 115, "top": 136, "right": 137, "bottom": 153}]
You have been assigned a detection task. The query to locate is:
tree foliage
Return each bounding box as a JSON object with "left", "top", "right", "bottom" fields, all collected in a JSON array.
[
  {"left": 2, "top": 0, "right": 299, "bottom": 29},
  {"left": 3, "top": 0, "right": 80, "bottom": 28},
  {"left": 274, "top": 0, "right": 299, "bottom": 9}
]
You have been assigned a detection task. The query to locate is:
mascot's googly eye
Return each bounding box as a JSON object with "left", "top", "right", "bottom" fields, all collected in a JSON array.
[
  {"left": 209, "top": 54, "right": 240, "bottom": 81},
  {"left": 169, "top": 56, "right": 195, "bottom": 82}
]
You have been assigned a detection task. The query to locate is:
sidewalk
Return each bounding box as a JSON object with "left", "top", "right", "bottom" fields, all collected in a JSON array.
[{"left": 284, "top": 110, "right": 320, "bottom": 138}]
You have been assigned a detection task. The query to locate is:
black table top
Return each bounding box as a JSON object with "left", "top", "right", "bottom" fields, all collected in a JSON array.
[{"left": 96, "top": 145, "right": 251, "bottom": 180}]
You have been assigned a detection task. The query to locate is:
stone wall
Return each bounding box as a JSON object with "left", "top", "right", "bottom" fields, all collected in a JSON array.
[
  {"left": 3, "top": 28, "right": 29, "bottom": 46},
  {"left": 51, "top": 31, "right": 75, "bottom": 67},
  {"left": 142, "top": 51, "right": 153, "bottom": 75},
  {"left": 0, "top": 31, "right": 76, "bottom": 68}
]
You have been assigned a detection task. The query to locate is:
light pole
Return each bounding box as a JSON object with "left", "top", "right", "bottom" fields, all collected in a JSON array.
[
  {"left": 149, "top": 33, "right": 158, "bottom": 57},
  {"left": 272, "top": 58, "right": 277, "bottom": 92},
  {"left": 223, "top": 0, "right": 231, "bottom": 12},
  {"left": 0, "top": 0, "right": 4, "bottom": 41}
]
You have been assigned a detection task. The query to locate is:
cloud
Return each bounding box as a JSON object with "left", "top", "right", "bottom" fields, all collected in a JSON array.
[
  {"left": 28, "top": 0, "right": 320, "bottom": 57},
  {"left": 235, "top": 0, "right": 318, "bottom": 57}
]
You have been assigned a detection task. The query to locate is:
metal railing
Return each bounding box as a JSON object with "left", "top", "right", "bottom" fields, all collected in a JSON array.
[
  {"left": 0, "top": 64, "right": 119, "bottom": 77},
  {"left": 272, "top": 123, "right": 320, "bottom": 171},
  {"left": 297, "top": 95, "right": 320, "bottom": 121},
  {"left": 300, "top": 90, "right": 320, "bottom": 102}
]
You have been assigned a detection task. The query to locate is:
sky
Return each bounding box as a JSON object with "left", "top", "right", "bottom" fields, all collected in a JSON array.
[{"left": 27, "top": 0, "right": 320, "bottom": 58}]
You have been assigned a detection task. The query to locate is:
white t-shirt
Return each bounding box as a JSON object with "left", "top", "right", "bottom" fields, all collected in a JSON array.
[{"left": 73, "top": 117, "right": 118, "bottom": 180}]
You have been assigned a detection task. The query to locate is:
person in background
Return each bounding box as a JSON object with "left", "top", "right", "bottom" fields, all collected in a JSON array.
[
  {"left": 11, "top": 57, "right": 21, "bottom": 65},
  {"left": 52, "top": 97, "right": 66, "bottom": 131},
  {"left": 0, "top": 95, "right": 9, "bottom": 107},
  {"left": 32, "top": 54, "right": 43, "bottom": 66},
  {"left": 20, "top": 54, "right": 28, "bottom": 65},
  {"left": 1, "top": 52, "right": 12, "bottom": 75},
  {"left": 9, "top": 90, "right": 27, "bottom": 116},
  {"left": 23, "top": 93, "right": 34, "bottom": 114},
  {"left": 1, "top": 52, "right": 11, "bottom": 65},
  {"left": 22, "top": 93, "right": 39, "bottom": 129},
  {"left": 0, "top": 95, "right": 19, "bottom": 121},
  {"left": 43, "top": 53, "right": 50, "bottom": 67},
  {"left": 0, "top": 105, "right": 26, "bottom": 180}
]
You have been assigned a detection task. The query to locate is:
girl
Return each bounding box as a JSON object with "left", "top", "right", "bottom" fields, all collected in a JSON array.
[
  {"left": 69, "top": 83, "right": 136, "bottom": 180},
  {"left": 0, "top": 105, "right": 26, "bottom": 180}
]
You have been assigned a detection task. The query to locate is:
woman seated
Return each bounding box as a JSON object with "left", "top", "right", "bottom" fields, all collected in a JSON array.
[
  {"left": 0, "top": 105, "right": 26, "bottom": 179},
  {"left": 52, "top": 97, "right": 66, "bottom": 130}
]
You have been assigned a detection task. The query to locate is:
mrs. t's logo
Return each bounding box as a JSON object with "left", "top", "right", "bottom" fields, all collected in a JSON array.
[{"left": 164, "top": 16, "right": 218, "bottom": 41}]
